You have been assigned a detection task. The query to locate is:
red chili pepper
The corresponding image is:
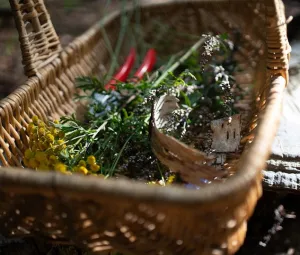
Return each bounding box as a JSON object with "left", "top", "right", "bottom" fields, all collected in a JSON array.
[
  {"left": 132, "top": 48, "right": 156, "bottom": 80},
  {"left": 105, "top": 48, "right": 136, "bottom": 90}
]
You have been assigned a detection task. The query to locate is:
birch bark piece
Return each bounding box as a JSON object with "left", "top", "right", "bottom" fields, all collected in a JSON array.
[
  {"left": 150, "top": 94, "right": 226, "bottom": 183},
  {"left": 211, "top": 114, "right": 241, "bottom": 153}
]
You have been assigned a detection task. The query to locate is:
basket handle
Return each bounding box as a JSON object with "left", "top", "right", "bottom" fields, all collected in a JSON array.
[
  {"left": 9, "top": 0, "right": 62, "bottom": 77},
  {"left": 265, "top": 0, "right": 291, "bottom": 85}
]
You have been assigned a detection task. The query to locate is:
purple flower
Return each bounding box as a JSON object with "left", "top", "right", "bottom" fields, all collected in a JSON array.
[{"left": 184, "top": 183, "right": 201, "bottom": 190}]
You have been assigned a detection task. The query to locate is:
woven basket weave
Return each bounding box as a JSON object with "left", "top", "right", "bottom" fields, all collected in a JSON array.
[{"left": 0, "top": 0, "right": 290, "bottom": 254}]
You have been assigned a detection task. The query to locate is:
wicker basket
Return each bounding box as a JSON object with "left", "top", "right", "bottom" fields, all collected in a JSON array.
[{"left": 0, "top": 0, "right": 290, "bottom": 254}]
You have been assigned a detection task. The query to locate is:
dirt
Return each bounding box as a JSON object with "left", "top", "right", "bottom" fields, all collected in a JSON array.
[
  {"left": 237, "top": 191, "right": 300, "bottom": 255},
  {"left": 1, "top": 0, "right": 300, "bottom": 254}
]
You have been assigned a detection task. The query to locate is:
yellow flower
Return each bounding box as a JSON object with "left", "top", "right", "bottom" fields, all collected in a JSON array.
[
  {"left": 147, "top": 181, "right": 157, "bottom": 185},
  {"left": 37, "top": 163, "right": 50, "bottom": 171},
  {"left": 38, "top": 140, "right": 48, "bottom": 151},
  {"left": 46, "top": 147, "right": 55, "bottom": 155},
  {"left": 77, "top": 166, "right": 88, "bottom": 175},
  {"left": 167, "top": 175, "right": 176, "bottom": 184},
  {"left": 90, "top": 164, "right": 100, "bottom": 172},
  {"left": 32, "top": 116, "right": 39, "bottom": 125},
  {"left": 23, "top": 158, "right": 30, "bottom": 167},
  {"left": 50, "top": 127, "right": 59, "bottom": 136},
  {"left": 54, "top": 163, "right": 67, "bottom": 173},
  {"left": 87, "top": 155, "right": 96, "bottom": 165},
  {"left": 35, "top": 151, "right": 48, "bottom": 162},
  {"left": 57, "top": 139, "right": 66, "bottom": 149},
  {"left": 38, "top": 127, "right": 46, "bottom": 136},
  {"left": 31, "top": 143, "right": 38, "bottom": 152},
  {"left": 37, "top": 120, "right": 46, "bottom": 128},
  {"left": 49, "top": 155, "right": 59, "bottom": 164},
  {"left": 29, "top": 125, "right": 37, "bottom": 134},
  {"left": 24, "top": 149, "right": 34, "bottom": 159},
  {"left": 57, "top": 139, "right": 64, "bottom": 145},
  {"left": 54, "top": 119, "right": 59, "bottom": 124},
  {"left": 46, "top": 133, "right": 55, "bottom": 143},
  {"left": 30, "top": 132, "right": 38, "bottom": 141},
  {"left": 78, "top": 160, "right": 86, "bottom": 167},
  {"left": 29, "top": 158, "right": 39, "bottom": 169},
  {"left": 27, "top": 123, "right": 35, "bottom": 134}
]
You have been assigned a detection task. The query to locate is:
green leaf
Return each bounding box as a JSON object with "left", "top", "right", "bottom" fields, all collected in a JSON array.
[
  {"left": 219, "top": 33, "right": 229, "bottom": 40},
  {"left": 122, "top": 108, "right": 129, "bottom": 119},
  {"left": 180, "top": 91, "right": 191, "bottom": 107}
]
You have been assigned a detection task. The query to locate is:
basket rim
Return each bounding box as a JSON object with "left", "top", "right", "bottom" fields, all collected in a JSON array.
[{"left": 0, "top": 0, "right": 288, "bottom": 203}]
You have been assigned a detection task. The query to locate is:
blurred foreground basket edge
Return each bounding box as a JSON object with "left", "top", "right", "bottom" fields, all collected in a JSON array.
[{"left": 0, "top": 0, "right": 290, "bottom": 254}]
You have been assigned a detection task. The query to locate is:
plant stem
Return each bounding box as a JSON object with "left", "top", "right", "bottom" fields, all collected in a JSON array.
[
  {"left": 106, "top": 0, "right": 132, "bottom": 81},
  {"left": 109, "top": 134, "right": 133, "bottom": 176},
  {"left": 153, "top": 36, "right": 206, "bottom": 88}
]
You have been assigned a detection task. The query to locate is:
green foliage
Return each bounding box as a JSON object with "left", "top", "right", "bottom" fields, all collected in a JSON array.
[{"left": 55, "top": 34, "right": 242, "bottom": 182}]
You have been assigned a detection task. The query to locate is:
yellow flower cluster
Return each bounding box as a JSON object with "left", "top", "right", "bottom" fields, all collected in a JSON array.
[
  {"left": 24, "top": 116, "right": 102, "bottom": 176},
  {"left": 147, "top": 175, "right": 176, "bottom": 186},
  {"left": 24, "top": 116, "right": 68, "bottom": 174},
  {"left": 72, "top": 156, "right": 101, "bottom": 175}
]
